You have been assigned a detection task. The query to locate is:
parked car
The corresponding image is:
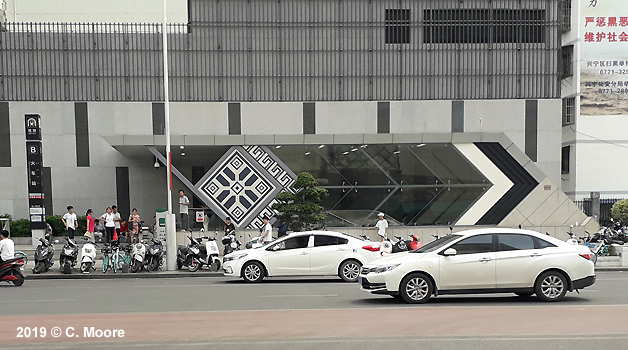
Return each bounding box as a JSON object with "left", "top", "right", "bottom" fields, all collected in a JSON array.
[
  {"left": 359, "top": 228, "right": 596, "bottom": 303},
  {"left": 223, "top": 231, "right": 381, "bottom": 283}
]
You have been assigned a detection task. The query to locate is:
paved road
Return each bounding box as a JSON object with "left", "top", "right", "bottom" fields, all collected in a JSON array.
[{"left": 0, "top": 271, "right": 627, "bottom": 349}]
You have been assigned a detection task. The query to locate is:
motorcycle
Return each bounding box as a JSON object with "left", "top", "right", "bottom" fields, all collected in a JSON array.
[
  {"left": 1, "top": 252, "right": 26, "bottom": 286},
  {"left": 32, "top": 234, "right": 58, "bottom": 274},
  {"left": 244, "top": 234, "right": 264, "bottom": 249},
  {"left": 177, "top": 235, "right": 203, "bottom": 272},
  {"left": 392, "top": 234, "right": 422, "bottom": 252},
  {"left": 59, "top": 237, "right": 79, "bottom": 273},
  {"left": 222, "top": 229, "right": 241, "bottom": 255},
  {"left": 130, "top": 240, "right": 148, "bottom": 273},
  {"left": 80, "top": 239, "right": 98, "bottom": 274},
  {"left": 145, "top": 238, "right": 164, "bottom": 272}
]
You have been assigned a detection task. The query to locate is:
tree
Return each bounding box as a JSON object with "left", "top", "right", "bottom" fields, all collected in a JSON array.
[
  {"left": 272, "top": 172, "right": 329, "bottom": 232},
  {"left": 611, "top": 199, "right": 628, "bottom": 226}
]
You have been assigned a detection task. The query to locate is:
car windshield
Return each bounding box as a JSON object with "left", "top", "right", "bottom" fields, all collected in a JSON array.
[{"left": 413, "top": 234, "right": 462, "bottom": 253}]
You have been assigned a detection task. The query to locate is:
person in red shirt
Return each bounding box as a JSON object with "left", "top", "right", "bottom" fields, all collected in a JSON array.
[{"left": 86, "top": 209, "right": 95, "bottom": 242}]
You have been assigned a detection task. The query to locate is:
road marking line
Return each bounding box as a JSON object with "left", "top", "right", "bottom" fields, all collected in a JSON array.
[
  {"left": 258, "top": 294, "right": 338, "bottom": 298},
  {"left": 0, "top": 299, "right": 75, "bottom": 303}
]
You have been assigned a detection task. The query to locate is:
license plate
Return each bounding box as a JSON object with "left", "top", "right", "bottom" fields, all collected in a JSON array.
[{"left": 357, "top": 276, "right": 362, "bottom": 284}]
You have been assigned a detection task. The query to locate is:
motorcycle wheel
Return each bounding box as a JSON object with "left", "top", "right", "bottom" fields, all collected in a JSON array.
[
  {"left": 59, "top": 259, "right": 65, "bottom": 273},
  {"left": 130, "top": 260, "right": 141, "bottom": 273},
  {"left": 188, "top": 259, "right": 200, "bottom": 272},
  {"left": 33, "top": 262, "right": 44, "bottom": 274},
  {"left": 12, "top": 271, "right": 25, "bottom": 286},
  {"left": 149, "top": 258, "right": 160, "bottom": 272},
  {"left": 177, "top": 260, "right": 183, "bottom": 270},
  {"left": 81, "top": 262, "right": 91, "bottom": 273}
]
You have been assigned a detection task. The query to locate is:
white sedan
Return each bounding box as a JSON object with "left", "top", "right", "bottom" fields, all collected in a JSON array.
[
  {"left": 223, "top": 231, "right": 381, "bottom": 283},
  {"left": 359, "top": 228, "right": 596, "bottom": 303}
]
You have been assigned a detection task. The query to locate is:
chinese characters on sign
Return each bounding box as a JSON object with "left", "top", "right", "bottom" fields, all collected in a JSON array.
[
  {"left": 583, "top": 17, "right": 628, "bottom": 43},
  {"left": 24, "top": 114, "right": 46, "bottom": 230}
]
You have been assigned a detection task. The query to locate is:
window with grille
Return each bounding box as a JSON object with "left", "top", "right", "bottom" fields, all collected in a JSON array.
[
  {"left": 562, "top": 97, "right": 575, "bottom": 126},
  {"left": 385, "top": 9, "right": 410, "bottom": 44},
  {"left": 561, "top": 146, "right": 570, "bottom": 174},
  {"left": 562, "top": 45, "right": 574, "bottom": 78},
  {"left": 423, "top": 9, "right": 546, "bottom": 44},
  {"left": 560, "top": 0, "right": 572, "bottom": 32}
]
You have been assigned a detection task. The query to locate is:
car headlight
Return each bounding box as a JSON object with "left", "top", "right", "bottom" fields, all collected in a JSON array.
[
  {"left": 223, "top": 253, "right": 247, "bottom": 262},
  {"left": 372, "top": 264, "right": 400, "bottom": 274}
]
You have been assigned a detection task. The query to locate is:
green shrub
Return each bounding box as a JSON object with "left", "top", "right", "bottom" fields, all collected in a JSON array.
[
  {"left": 9, "top": 219, "right": 32, "bottom": 237},
  {"left": 612, "top": 199, "right": 628, "bottom": 226}
]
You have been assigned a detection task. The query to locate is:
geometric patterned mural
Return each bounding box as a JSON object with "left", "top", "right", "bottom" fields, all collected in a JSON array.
[{"left": 196, "top": 146, "right": 296, "bottom": 229}]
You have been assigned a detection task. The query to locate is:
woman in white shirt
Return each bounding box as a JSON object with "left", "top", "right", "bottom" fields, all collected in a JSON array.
[{"left": 100, "top": 207, "right": 116, "bottom": 243}]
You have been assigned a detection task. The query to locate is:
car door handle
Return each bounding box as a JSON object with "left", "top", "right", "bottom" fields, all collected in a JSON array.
[
  {"left": 479, "top": 257, "right": 492, "bottom": 263},
  {"left": 530, "top": 253, "right": 543, "bottom": 258},
  {"left": 300, "top": 252, "right": 309, "bottom": 255},
  {"left": 337, "top": 248, "right": 346, "bottom": 251}
]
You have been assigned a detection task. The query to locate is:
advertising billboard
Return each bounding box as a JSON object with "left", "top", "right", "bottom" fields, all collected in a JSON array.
[{"left": 581, "top": 0, "right": 628, "bottom": 115}]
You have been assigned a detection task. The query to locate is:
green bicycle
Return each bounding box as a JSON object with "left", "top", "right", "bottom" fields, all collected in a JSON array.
[{"left": 102, "top": 243, "right": 131, "bottom": 273}]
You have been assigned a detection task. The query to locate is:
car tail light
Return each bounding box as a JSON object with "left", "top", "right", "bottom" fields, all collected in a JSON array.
[
  {"left": 362, "top": 245, "right": 380, "bottom": 252},
  {"left": 580, "top": 253, "right": 594, "bottom": 260}
]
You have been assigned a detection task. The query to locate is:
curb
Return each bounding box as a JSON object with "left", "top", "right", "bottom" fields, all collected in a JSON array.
[
  {"left": 595, "top": 267, "right": 626, "bottom": 272},
  {"left": 23, "top": 271, "right": 224, "bottom": 280}
]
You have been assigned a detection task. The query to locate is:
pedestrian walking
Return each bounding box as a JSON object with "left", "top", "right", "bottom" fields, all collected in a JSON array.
[
  {"left": 62, "top": 205, "right": 78, "bottom": 240},
  {"left": 369, "top": 212, "right": 388, "bottom": 243},
  {"left": 260, "top": 216, "right": 273, "bottom": 244},
  {"left": 100, "top": 207, "right": 116, "bottom": 243},
  {"left": 112, "top": 205, "right": 122, "bottom": 239},
  {"left": 179, "top": 190, "right": 190, "bottom": 231},
  {"left": 85, "top": 209, "right": 95, "bottom": 242}
]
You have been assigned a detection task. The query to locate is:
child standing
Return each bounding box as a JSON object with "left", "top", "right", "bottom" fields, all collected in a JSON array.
[{"left": 62, "top": 205, "right": 78, "bottom": 240}]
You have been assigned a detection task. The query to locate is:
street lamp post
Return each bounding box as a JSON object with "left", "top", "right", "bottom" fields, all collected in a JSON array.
[{"left": 162, "top": 0, "right": 177, "bottom": 271}]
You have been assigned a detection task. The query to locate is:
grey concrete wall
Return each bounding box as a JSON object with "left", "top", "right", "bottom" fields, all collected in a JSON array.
[{"left": 0, "top": 99, "right": 562, "bottom": 225}]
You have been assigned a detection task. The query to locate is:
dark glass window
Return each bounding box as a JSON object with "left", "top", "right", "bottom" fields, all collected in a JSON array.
[
  {"left": 385, "top": 9, "right": 410, "bottom": 44},
  {"left": 535, "top": 237, "right": 557, "bottom": 249},
  {"left": 424, "top": 9, "right": 546, "bottom": 44},
  {"left": 561, "top": 146, "right": 570, "bottom": 175},
  {"left": 314, "top": 235, "right": 349, "bottom": 247},
  {"left": 562, "top": 45, "right": 574, "bottom": 78},
  {"left": 560, "top": 0, "right": 572, "bottom": 32},
  {"left": 498, "top": 234, "right": 535, "bottom": 251},
  {"left": 450, "top": 234, "right": 494, "bottom": 255},
  {"left": 274, "top": 236, "right": 310, "bottom": 250}
]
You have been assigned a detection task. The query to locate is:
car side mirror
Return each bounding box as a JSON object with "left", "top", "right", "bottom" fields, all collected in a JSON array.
[{"left": 443, "top": 248, "right": 457, "bottom": 256}]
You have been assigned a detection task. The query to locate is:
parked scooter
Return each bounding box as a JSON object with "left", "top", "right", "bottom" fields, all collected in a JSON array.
[
  {"left": 145, "top": 238, "right": 164, "bottom": 272},
  {"left": 32, "top": 234, "right": 58, "bottom": 274},
  {"left": 244, "top": 234, "right": 263, "bottom": 249},
  {"left": 59, "top": 237, "right": 79, "bottom": 273},
  {"left": 177, "top": 235, "right": 203, "bottom": 272},
  {"left": 222, "top": 229, "right": 241, "bottom": 255},
  {"left": 80, "top": 239, "right": 98, "bottom": 273},
  {"left": 196, "top": 229, "right": 221, "bottom": 271},
  {"left": 130, "top": 240, "right": 148, "bottom": 273},
  {"left": 1, "top": 252, "right": 26, "bottom": 286}
]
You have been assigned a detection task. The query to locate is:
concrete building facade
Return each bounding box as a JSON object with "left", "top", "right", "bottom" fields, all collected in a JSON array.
[{"left": 0, "top": 0, "right": 593, "bottom": 235}]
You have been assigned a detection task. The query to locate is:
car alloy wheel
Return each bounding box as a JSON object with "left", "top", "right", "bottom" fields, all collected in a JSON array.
[
  {"left": 243, "top": 262, "right": 264, "bottom": 283},
  {"left": 339, "top": 260, "right": 361, "bottom": 282},
  {"left": 535, "top": 271, "right": 567, "bottom": 302},
  {"left": 400, "top": 273, "right": 433, "bottom": 304}
]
